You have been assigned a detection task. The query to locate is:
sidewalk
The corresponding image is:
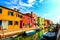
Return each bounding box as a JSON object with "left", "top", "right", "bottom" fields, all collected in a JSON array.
[{"left": 0, "top": 27, "right": 40, "bottom": 38}]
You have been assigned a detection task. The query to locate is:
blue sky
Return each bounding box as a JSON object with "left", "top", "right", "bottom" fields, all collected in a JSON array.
[{"left": 0, "top": 0, "right": 60, "bottom": 23}]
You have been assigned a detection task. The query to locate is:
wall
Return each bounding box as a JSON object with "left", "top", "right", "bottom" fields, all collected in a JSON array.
[{"left": 0, "top": 7, "right": 21, "bottom": 31}]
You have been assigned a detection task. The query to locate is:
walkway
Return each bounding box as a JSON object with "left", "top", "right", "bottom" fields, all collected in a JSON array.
[{"left": 0, "top": 27, "right": 40, "bottom": 39}]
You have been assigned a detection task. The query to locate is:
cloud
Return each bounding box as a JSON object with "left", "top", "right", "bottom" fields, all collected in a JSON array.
[
  {"left": 5, "top": 2, "right": 11, "bottom": 5},
  {"left": 19, "top": 0, "right": 36, "bottom": 7},
  {"left": 28, "top": 0, "right": 36, "bottom": 3},
  {"left": 12, "top": 6, "right": 19, "bottom": 9},
  {"left": 19, "top": 2, "right": 33, "bottom": 7},
  {"left": 10, "top": 0, "right": 18, "bottom": 4},
  {"left": 39, "top": 0, "right": 43, "bottom": 3},
  {"left": 5, "top": 0, "right": 36, "bottom": 10}
]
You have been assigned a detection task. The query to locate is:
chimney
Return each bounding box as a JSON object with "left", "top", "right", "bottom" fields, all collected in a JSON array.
[
  {"left": 31, "top": 12, "right": 33, "bottom": 14},
  {"left": 17, "top": 10, "right": 20, "bottom": 12},
  {"left": 14, "top": 8, "right": 16, "bottom": 11},
  {"left": 31, "top": 12, "right": 33, "bottom": 17}
]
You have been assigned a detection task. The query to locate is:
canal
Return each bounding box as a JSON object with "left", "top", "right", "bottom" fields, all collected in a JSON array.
[
  {"left": 0, "top": 28, "right": 44, "bottom": 40},
  {"left": 0, "top": 26, "right": 57, "bottom": 40}
]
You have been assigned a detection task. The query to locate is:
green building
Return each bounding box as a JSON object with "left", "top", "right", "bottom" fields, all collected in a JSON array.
[{"left": 37, "top": 17, "right": 44, "bottom": 27}]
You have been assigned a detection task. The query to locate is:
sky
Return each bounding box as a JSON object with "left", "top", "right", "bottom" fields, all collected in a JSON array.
[{"left": 0, "top": 0, "right": 60, "bottom": 24}]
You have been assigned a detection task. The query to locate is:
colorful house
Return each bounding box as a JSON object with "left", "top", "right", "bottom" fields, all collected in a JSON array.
[
  {"left": 29, "top": 12, "right": 38, "bottom": 28},
  {"left": 44, "top": 19, "right": 53, "bottom": 26},
  {"left": 30, "top": 12, "right": 38, "bottom": 27},
  {"left": 43, "top": 19, "right": 53, "bottom": 32},
  {"left": 20, "top": 12, "right": 37, "bottom": 28},
  {"left": 0, "top": 6, "right": 21, "bottom": 31},
  {"left": 20, "top": 13, "right": 30, "bottom": 28},
  {"left": 26, "top": 13, "right": 34, "bottom": 28},
  {"left": 37, "top": 17, "right": 44, "bottom": 27}
]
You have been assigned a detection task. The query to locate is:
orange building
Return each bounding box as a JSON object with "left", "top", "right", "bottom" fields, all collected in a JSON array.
[
  {"left": 0, "top": 6, "right": 21, "bottom": 31},
  {"left": 44, "top": 19, "right": 53, "bottom": 26},
  {"left": 41, "top": 19, "right": 53, "bottom": 33}
]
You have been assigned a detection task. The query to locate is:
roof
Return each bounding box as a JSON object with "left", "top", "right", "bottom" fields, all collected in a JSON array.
[{"left": 0, "top": 5, "right": 21, "bottom": 13}]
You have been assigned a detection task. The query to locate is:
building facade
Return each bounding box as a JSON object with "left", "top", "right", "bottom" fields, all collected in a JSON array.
[
  {"left": 0, "top": 6, "right": 21, "bottom": 31},
  {"left": 20, "top": 13, "right": 30, "bottom": 28},
  {"left": 20, "top": 12, "right": 37, "bottom": 28},
  {"left": 44, "top": 19, "right": 53, "bottom": 26},
  {"left": 31, "top": 12, "right": 38, "bottom": 27},
  {"left": 37, "top": 17, "right": 44, "bottom": 27}
]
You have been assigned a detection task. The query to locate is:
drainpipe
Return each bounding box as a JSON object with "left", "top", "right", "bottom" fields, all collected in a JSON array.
[{"left": 31, "top": 12, "right": 32, "bottom": 28}]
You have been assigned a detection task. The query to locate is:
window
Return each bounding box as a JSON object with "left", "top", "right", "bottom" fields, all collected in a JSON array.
[
  {"left": 16, "top": 14, "right": 19, "bottom": 17},
  {"left": 8, "top": 11, "right": 13, "bottom": 16},
  {"left": 20, "top": 16, "right": 22, "bottom": 18},
  {"left": 34, "top": 19, "right": 35, "bottom": 21},
  {"left": 0, "top": 20, "right": 2, "bottom": 25},
  {"left": 25, "top": 23, "right": 27, "bottom": 27},
  {"left": 8, "top": 21, "right": 12, "bottom": 25},
  {"left": 0, "top": 8, "right": 2, "bottom": 13},
  {"left": 15, "top": 21, "right": 18, "bottom": 25},
  {"left": 23, "top": 23, "right": 25, "bottom": 26},
  {"left": 23, "top": 16, "right": 26, "bottom": 19}
]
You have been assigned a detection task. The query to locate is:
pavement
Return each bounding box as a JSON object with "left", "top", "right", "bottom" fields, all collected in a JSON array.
[{"left": 0, "top": 27, "right": 40, "bottom": 38}]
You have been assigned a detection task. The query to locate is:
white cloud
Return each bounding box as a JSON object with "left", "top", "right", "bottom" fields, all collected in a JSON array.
[
  {"left": 12, "top": 6, "right": 19, "bottom": 9},
  {"left": 5, "top": 0, "right": 37, "bottom": 10},
  {"left": 10, "top": 0, "right": 18, "bottom": 4},
  {"left": 5, "top": 2, "right": 11, "bottom": 5},
  {"left": 39, "top": 0, "right": 43, "bottom": 3},
  {"left": 19, "top": 0, "right": 36, "bottom": 7},
  {"left": 19, "top": 2, "right": 33, "bottom": 7},
  {"left": 28, "top": 0, "right": 36, "bottom": 3}
]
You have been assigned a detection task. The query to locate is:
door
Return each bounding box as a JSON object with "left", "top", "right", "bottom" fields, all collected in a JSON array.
[
  {"left": 2, "top": 20, "right": 8, "bottom": 30},
  {"left": 20, "top": 20, "right": 22, "bottom": 28}
]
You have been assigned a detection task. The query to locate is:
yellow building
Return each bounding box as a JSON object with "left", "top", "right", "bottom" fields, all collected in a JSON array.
[{"left": 0, "top": 6, "right": 21, "bottom": 31}]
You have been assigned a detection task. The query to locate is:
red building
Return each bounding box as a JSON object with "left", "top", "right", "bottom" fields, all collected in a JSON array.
[
  {"left": 20, "top": 14, "right": 30, "bottom": 28},
  {"left": 26, "top": 12, "right": 37, "bottom": 28},
  {"left": 20, "top": 12, "right": 36, "bottom": 28},
  {"left": 26, "top": 12, "right": 34, "bottom": 28}
]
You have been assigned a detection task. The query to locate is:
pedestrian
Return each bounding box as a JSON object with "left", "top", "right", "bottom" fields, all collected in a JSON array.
[{"left": 55, "top": 23, "right": 59, "bottom": 35}]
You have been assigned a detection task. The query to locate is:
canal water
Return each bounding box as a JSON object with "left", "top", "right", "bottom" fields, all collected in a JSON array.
[{"left": 0, "top": 29, "right": 45, "bottom": 40}]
